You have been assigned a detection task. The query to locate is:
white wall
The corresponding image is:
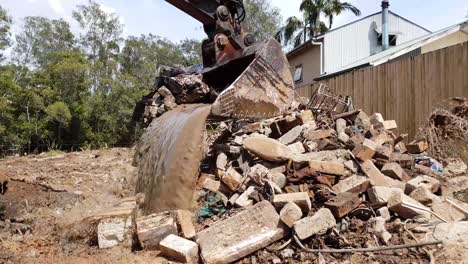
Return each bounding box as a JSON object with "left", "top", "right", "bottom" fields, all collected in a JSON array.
[{"left": 323, "top": 12, "right": 429, "bottom": 74}]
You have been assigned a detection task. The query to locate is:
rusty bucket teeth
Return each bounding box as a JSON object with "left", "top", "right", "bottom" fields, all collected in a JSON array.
[{"left": 211, "top": 38, "right": 296, "bottom": 119}]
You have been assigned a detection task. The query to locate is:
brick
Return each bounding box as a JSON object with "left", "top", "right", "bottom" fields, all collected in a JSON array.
[
  {"left": 196, "top": 201, "right": 287, "bottom": 264},
  {"left": 278, "top": 125, "right": 303, "bottom": 145},
  {"left": 371, "top": 133, "right": 390, "bottom": 146},
  {"left": 405, "top": 175, "right": 440, "bottom": 195},
  {"left": 367, "top": 186, "right": 403, "bottom": 206},
  {"left": 381, "top": 162, "right": 410, "bottom": 181},
  {"left": 294, "top": 208, "right": 336, "bottom": 240},
  {"left": 352, "top": 139, "right": 377, "bottom": 161},
  {"left": 279, "top": 201, "right": 303, "bottom": 227},
  {"left": 406, "top": 140, "right": 429, "bottom": 154},
  {"left": 309, "top": 160, "right": 346, "bottom": 176},
  {"left": 383, "top": 120, "right": 397, "bottom": 130},
  {"left": 303, "top": 129, "right": 335, "bottom": 141},
  {"left": 235, "top": 186, "right": 256, "bottom": 207},
  {"left": 390, "top": 153, "right": 414, "bottom": 167},
  {"left": 221, "top": 167, "right": 244, "bottom": 191},
  {"left": 273, "top": 192, "right": 311, "bottom": 213},
  {"left": 332, "top": 175, "right": 371, "bottom": 194},
  {"left": 97, "top": 216, "right": 132, "bottom": 249},
  {"left": 344, "top": 160, "right": 359, "bottom": 173},
  {"left": 361, "top": 160, "right": 388, "bottom": 186},
  {"left": 176, "top": 210, "right": 196, "bottom": 239},
  {"left": 136, "top": 212, "right": 177, "bottom": 249},
  {"left": 387, "top": 192, "right": 431, "bottom": 219},
  {"left": 287, "top": 142, "right": 306, "bottom": 154},
  {"left": 160, "top": 234, "right": 198, "bottom": 263},
  {"left": 324, "top": 192, "right": 360, "bottom": 218},
  {"left": 243, "top": 135, "right": 292, "bottom": 162},
  {"left": 375, "top": 145, "right": 393, "bottom": 160},
  {"left": 394, "top": 141, "right": 407, "bottom": 153},
  {"left": 201, "top": 178, "right": 221, "bottom": 192}
]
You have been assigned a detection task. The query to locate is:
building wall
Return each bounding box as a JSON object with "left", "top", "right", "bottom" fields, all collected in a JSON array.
[
  {"left": 323, "top": 12, "right": 429, "bottom": 74},
  {"left": 288, "top": 45, "right": 321, "bottom": 88},
  {"left": 421, "top": 31, "right": 468, "bottom": 54}
]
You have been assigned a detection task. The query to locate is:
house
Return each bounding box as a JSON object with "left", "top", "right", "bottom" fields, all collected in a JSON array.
[
  {"left": 316, "top": 20, "right": 468, "bottom": 80},
  {"left": 287, "top": 10, "right": 431, "bottom": 88}
]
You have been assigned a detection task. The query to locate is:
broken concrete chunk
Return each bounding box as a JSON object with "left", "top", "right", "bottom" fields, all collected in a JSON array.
[
  {"left": 367, "top": 186, "right": 403, "bottom": 206},
  {"left": 405, "top": 175, "right": 440, "bottom": 195},
  {"left": 344, "top": 160, "right": 359, "bottom": 174},
  {"left": 384, "top": 176, "right": 406, "bottom": 190},
  {"left": 370, "top": 113, "right": 384, "bottom": 126},
  {"left": 332, "top": 175, "right": 371, "bottom": 194},
  {"left": 381, "top": 162, "right": 410, "bottom": 182},
  {"left": 337, "top": 132, "right": 350, "bottom": 143},
  {"left": 353, "top": 139, "right": 377, "bottom": 161},
  {"left": 303, "top": 129, "right": 336, "bottom": 141},
  {"left": 354, "top": 111, "right": 372, "bottom": 131},
  {"left": 297, "top": 110, "right": 314, "bottom": 124},
  {"left": 222, "top": 167, "right": 244, "bottom": 191},
  {"left": 294, "top": 208, "right": 336, "bottom": 240},
  {"left": 280, "top": 201, "right": 303, "bottom": 228},
  {"left": 377, "top": 207, "right": 391, "bottom": 221},
  {"left": 136, "top": 212, "right": 177, "bottom": 249},
  {"left": 361, "top": 160, "right": 388, "bottom": 186},
  {"left": 409, "top": 186, "right": 439, "bottom": 205},
  {"left": 216, "top": 152, "right": 228, "bottom": 171},
  {"left": 243, "top": 135, "right": 291, "bottom": 162},
  {"left": 375, "top": 145, "right": 393, "bottom": 160},
  {"left": 324, "top": 192, "right": 360, "bottom": 218},
  {"left": 196, "top": 201, "right": 288, "bottom": 264},
  {"left": 368, "top": 217, "right": 392, "bottom": 244},
  {"left": 269, "top": 172, "right": 287, "bottom": 189},
  {"left": 309, "top": 160, "right": 346, "bottom": 176},
  {"left": 160, "top": 234, "right": 199, "bottom": 263},
  {"left": 97, "top": 216, "right": 132, "bottom": 249},
  {"left": 406, "top": 140, "right": 429, "bottom": 154},
  {"left": 335, "top": 118, "right": 347, "bottom": 134},
  {"left": 248, "top": 164, "right": 270, "bottom": 186},
  {"left": 235, "top": 186, "right": 256, "bottom": 207},
  {"left": 278, "top": 125, "right": 303, "bottom": 145},
  {"left": 431, "top": 222, "right": 468, "bottom": 245},
  {"left": 176, "top": 210, "right": 196, "bottom": 240},
  {"left": 383, "top": 120, "right": 397, "bottom": 130},
  {"left": 287, "top": 142, "right": 306, "bottom": 154},
  {"left": 387, "top": 192, "right": 431, "bottom": 219},
  {"left": 201, "top": 178, "right": 221, "bottom": 192},
  {"left": 273, "top": 192, "right": 311, "bottom": 213}
]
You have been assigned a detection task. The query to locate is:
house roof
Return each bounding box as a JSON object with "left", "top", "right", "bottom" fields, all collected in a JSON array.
[
  {"left": 286, "top": 10, "right": 431, "bottom": 59},
  {"left": 315, "top": 20, "right": 468, "bottom": 80}
]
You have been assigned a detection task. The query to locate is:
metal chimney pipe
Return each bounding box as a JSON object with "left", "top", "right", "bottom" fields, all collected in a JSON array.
[{"left": 382, "top": 0, "right": 390, "bottom": 50}]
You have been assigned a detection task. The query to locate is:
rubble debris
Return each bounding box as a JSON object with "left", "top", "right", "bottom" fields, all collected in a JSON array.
[
  {"left": 361, "top": 160, "right": 388, "bottom": 186},
  {"left": 160, "top": 234, "right": 199, "bottom": 263},
  {"left": 381, "top": 162, "right": 410, "bottom": 182},
  {"left": 405, "top": 175, "right": 440, "bottom": 194},
  {"left": 332, "top": 175, "right": 371, "bottom": 194},
  {"left": 353, "top": 139, "right": 377, "bottom": 161},
  {"left": 196, "top": 201, "right": 287, "bottom": 264},
  {"left": 309, "top": 160, "right": 346, "bottom": 176},
  {"left": 242, "top": 135, "right": 292, "bottom": 162},
  {"left": 294, "top": 208, "right": 336, "bottom": 240},
  {"left": 367, "top": 186, "right": 403, "bottom": 206},
  {"left": 376, "top": 207, "right": 391, "bottom": 221},
  {"left": 273, "top": 192, "right": 311, "bottom": 213},
  {"left": 97, "top": 216, "right": 132, "bottom": 249},
  {"left": 406, "top": 140, "right": 429, "bottom": 154},
  {"left": 303, "top": 129, "right": 335, "bottom": 141},
  {"left": 136, "top": 212, "right": 177, "bottom": 249},
  {"left": 387, "top": 192, "right": 431, "bottom": 219},
  {"left": 368, "top": 217, "right": 392, "bottom": 244},
  {"left": 279, "top": 201, "right": 303, "bottom": 227},
  {"left": 176, "top": 210, "right": 196, "bottom": 240},
  {"left": 324, "top": 192, "right": 360, "bottom": 218}
]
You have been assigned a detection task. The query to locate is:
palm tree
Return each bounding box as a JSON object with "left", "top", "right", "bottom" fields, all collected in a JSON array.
[{"left": 275, "top": 0, "right": 361, "bottom": 47}]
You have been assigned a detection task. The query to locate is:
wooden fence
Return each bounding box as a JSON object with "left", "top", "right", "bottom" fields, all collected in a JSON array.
[{"left": 295, "top": 41, "right": 468, "bottom": 138}]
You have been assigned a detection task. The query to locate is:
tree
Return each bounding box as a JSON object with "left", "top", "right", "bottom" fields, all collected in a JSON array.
[
  {"left": 242, "top": 0, "right": 282, "bottom": 42},
  {"left": 0, "top": 5, "right": 12, "bottom": 61},
  {"left": 276, "top": 0, "right": 360, "bottom": 47},
  {"left": 14, "top": 16, "right": 75, "bottom": 68},
  {"left": 45, "top": 101, "right": 72, "bottom": 145},
  {"left": 178, "top": 38, "right": 202, "bottom": 66}
]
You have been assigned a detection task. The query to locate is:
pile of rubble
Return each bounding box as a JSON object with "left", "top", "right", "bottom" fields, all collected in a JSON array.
[{"left": 83, "top": 107, "right": 468, "bottom": 263}]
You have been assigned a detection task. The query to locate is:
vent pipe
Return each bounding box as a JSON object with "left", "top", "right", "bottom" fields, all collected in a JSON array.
[{"left": 382, "top": 0, "right": 390, "bottom": 50}]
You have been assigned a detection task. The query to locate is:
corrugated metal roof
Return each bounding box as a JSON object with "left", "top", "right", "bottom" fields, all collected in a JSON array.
[{"left": 316, "top": 20, "right": 468, "bottom": 80}]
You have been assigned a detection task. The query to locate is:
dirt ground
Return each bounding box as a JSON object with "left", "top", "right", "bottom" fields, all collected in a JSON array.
[{"left": 1, "top": 148, "right": 468, "bottom": 264}]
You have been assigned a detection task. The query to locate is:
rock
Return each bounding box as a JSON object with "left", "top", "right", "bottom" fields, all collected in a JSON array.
[
  {"left": 280, "top": 248, "right": 295, "bottom": 259},
  {"left": 409, "top": 186, "right": 439, "bottom": 205},
  {"left": 354, "top": 111, "right": 372, "bottom": 130},
  {"left": 371, "top": 133, "right": 390, "bottom": 146},
  {"left": 375, "top": 145, "right": 393, "bottom": 160},
  {"left": 97, "top": 216, "right": 132, "bottom": 249},
  {"left": 387, "top": 192, "right": 431, "bottom": 219},
  {"left": 159, "top": 234, "right": 199, "bottom": 263},
  {"left": 431, "top": 200, "right": 468, "bottom": 222},
  {"left": 269, "top": 172, "right": 287, "bottom": 189},
  {"left": 431, "top": 222, "right": 468, "bottom": 245},
  {"left": 201, "top": 178, "right": 221, "bottom": 192},
  {"left": 361, "top": 160, "right": 388, "bottom": 186},
  {"left": 353, "top": 139, "right": 377, "bottom": 161},
  {"left": 332, "top": 175, "right": 371, "bottom": 194},
  {"left": 303, "top": 129, "right": 336, "bottom": 141},
  {"left": 294, "top": 208, "right": 336, "bottom": 240},
  {"left": 383, "top": 175, "right": 406, "bottom": 190},
  {"left": 196, "top": 201, "right": 287, "bottom": 264},
  {"left": 445, "top": 158, "right": 467, "bottom": 175},
  {"left": 405, "top": 175, "right": 440, "bottom": 194},
  {"left": 370, "top": 113, "right": 384, "bottom": 126},
  {"left": 216, "top": 152, "right": 228, "bottom": 171},
  {"left": 297, "top": 110, "right": 314, "bottom": 124},
  {"left": 335, "top": 118, "right": 347, "bottom": 134},
  {"left": 287, "top": 142, "right": 306, "bottom": 154},
  {"left": 273, "top": 192, "right": 311, "bottom": 213},
  {"left": 367, "top": 186, "right": 403, "bottom": 206},
  {"left": 280, "top": 201, "right": 303, "bottom": 228},
  {"left": 248, "top": 164, "right": 270, "bottom": 186},
  {"left": 377, "top": 207, "right": 391, "bottom": 221},
  {"left": 309, "top": 160, "right": 346, "bottom": 176},
  {"left": 337, "top": 132, "right": 350, "bottom": 143},
  {"left": 228, "top": 193, "right": 240, "bottom": 205},
  {"left": 368, "top": 217, "right": 392, "bottom": 244},
  {"left": 221, "top": 167, "right": 244, "bottom": 191},
  {"left": 381, "top": 163, "right": 410, "bottom": 181},
  {"left": 176, "top": 210, "right": 196, "bottom": 239},
  {"left": 324, "top": 192, "right": 360, "bottom": 218},
  {"left": 406, "top": 140, "right": 429, "bottom": 154},
  {"left": 278, "top": 125, "right": 303, "bottom": 145},
  {"left": 344, "top": 160, "right": 359, "bottom": 174},
  {"left": 383, "top": 120, "right": 397, "bottom": 130},
  {"left": 243, "top": 135, "right": 291, "bottom": 162},
  {"left": 136, "top": 211, "right": 177, "bottom": 249},
  {"left": 235, "top": 186, "right": 256, "bottom": 207}
]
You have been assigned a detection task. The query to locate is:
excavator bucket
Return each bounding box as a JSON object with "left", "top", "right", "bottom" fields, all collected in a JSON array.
[{"left": 210, "top": 38, "right": 296, "bottom": 119}]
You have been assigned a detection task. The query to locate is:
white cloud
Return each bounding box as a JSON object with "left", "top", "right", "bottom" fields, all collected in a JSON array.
[
  {"left": 27, "top": 0, "right": 38, "bottom": 3},
  {"left": 48, "top": 0, "right": 66, "bottom": 15}
]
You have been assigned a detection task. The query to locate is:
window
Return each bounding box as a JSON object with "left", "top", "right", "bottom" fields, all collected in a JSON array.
[
  {"left": 294, "top": 65, "right": 303, "bottom": 83},
  {"left": 378, "top": 34, "right": 398, "bottom": 46}
]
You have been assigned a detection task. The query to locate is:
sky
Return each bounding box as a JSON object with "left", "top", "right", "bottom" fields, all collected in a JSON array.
[{"left": 1, "top": 0, "right": 467, "bottom": 43}]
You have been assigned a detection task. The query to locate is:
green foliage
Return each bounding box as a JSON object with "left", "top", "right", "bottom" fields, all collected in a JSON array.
[
  {"left": 0, "top": 0, "right": 202, "bottom": 155},
  {"left": 0, "top": 5, "right": 12, "bottom": 61},
  {"left": 242, "top": 0, "right": 282, "bottom": 42}
]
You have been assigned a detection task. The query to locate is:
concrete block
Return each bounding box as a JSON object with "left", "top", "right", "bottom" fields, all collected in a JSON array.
[
  {"left": 332, "top": 175, "right": 371, "bottom": 194},
  {"left": 176, "top": 210, "right": 196, "bottom": 239},
  {"left": 97, "top": 216, "right": 132, "bottom": 249},
  {"left": 409, "top": 186, "right": 439, "bottom": 205},
  {"left": 278, "top": 125, "right": 303, "bottom": 145},
  {"left": 344, "top": 160, "right": 359, "bottom": 174},
  {"left": 367, "top": 186, "right": 403, "bottom": 206},
  {"left": 287, "top": 142, "right": 306, "bottom": 154},
  {"left": 136, "top": 211, "right": 177, "bottom": 249},
  {"left": 243, "top": 135, "right": 292, "bottom": 162},
  {"left": 361, "top": 160, "right": 388, "bottom": 186},
  {"left": 201, "top": 178, "right": 221, "bottom": 192},
  {"left": 353, "top": 139, "right": 377, "bottom": 161},
  {"left": 309, "top": 160, "right": 346, "bottom": 176},
  {"left": 273, "top": 192, "right": 311, "bottom": 213},
  {"left": 406, "top": 140, "right": 429, "bottom": 154},
  {"left": 294, "top": 208, "right": 336, "bottom": 240},
  {"left": 196, "top": 201, "right": 287, "bottom": 264},
  {"left": 387, "top": 192, "right": 431, "bottom": 219},
  {"left": 303, "top": 129, "right": 335, "bottom": 141},
  {"left": 160, "top": 234, "right": 199, "bottom": 263},
  {"left": 222, "top": 167, "right": 244, "bottom": 191},
  {"left": 381, "top": 162, "right": 410, "bottom": 181},
  {"left": 405, "top": 175, "right": 440, "bottom": 194},
  {"left": 324, "top": 192, "right": 360, "bottom": 218},
  {"left": 280, "top": 201, "right": 303, "bottom": 228},
  {"left": 375, "top": 145, "right": 393, "bottom": 160}
]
